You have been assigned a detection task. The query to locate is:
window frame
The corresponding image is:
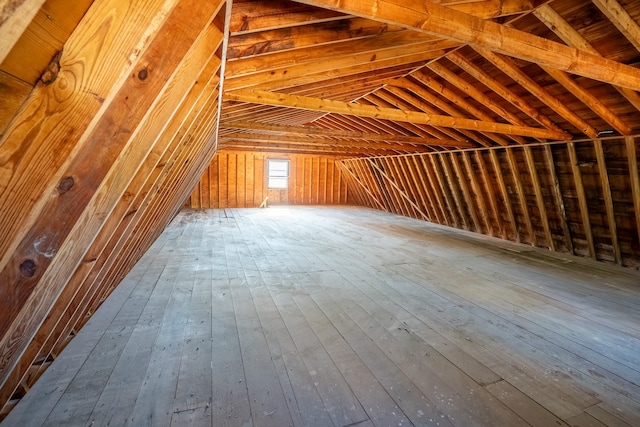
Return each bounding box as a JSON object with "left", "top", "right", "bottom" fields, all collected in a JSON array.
[{"left": 267, "top": 159, "right": 290, "bottom": 189}]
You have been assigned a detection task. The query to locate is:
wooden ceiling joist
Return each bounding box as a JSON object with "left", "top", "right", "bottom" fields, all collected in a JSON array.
[
  {"left": 220, "top": 120, "right": 469, "bottom": 147},
  {"left": 223, "top": 90, "right": 571, "bottom": 141},
  {"left": 220, "top": 133, "right": 431, "bottom": 153},
  {"left": 290, "top": 0, "right": 640, "bottom": 91}
]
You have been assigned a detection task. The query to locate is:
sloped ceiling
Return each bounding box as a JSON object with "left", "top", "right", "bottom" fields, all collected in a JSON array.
[{"left": 1, "top": 0, "right": 640, "bottom": 418}]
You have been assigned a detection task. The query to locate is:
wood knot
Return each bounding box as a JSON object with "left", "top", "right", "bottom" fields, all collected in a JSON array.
[
  {"left": 41, "top": 50, "right": 63, "bottom": 86},
  {"left": 20, "top": 260, "right": 37, "bottom": 278},
  {"left": 137, "top": 68, "right": 149, "bottom": 81},
  {"left": 58, "top": 176, "right": 75, "bottom": 194}
]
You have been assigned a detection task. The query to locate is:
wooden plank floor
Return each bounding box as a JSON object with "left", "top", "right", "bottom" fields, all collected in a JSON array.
[{"left": 4, "top": 206, "right": 640, "bottom": 427}]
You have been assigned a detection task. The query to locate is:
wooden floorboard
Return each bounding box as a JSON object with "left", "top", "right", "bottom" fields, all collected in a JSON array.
[{"left": 4, "top": 206, "right": 640, "bottom": 427}]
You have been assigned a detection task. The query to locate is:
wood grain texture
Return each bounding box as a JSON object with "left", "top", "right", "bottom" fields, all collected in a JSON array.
[
  {"left": 188, "top": 150, "right": 349, "bottom": 208},
  {"left": 0, "top": 0, "right": 226, "bottom": 407},
  {"left": 4, "top": 206, "right": 639, "bottom": 426},
  {"left": 340, "top": 138, "right": 640, "bottom": 269}
]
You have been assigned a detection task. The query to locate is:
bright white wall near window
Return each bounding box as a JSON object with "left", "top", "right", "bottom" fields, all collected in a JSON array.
[{"left": 268, "top": 159, "right": 289, "bottom": 189}]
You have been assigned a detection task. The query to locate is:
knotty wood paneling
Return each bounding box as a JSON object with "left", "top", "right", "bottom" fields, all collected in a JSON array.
[
  {"left": 341, "top": 137, "right": 640, "bottom": 269},
  {"left": 189, "top": 150, "right": 349, "bottom": 208}
]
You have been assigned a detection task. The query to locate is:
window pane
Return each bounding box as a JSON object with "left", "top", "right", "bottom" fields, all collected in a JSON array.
[
  {"left": 268, "top": 176, "right": 288, "bottom": 189},
  {"left": 268, "top": 159, "right": 289, "bottom": 188}
]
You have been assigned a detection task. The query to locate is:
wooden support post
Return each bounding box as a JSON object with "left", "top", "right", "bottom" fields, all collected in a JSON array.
[
  {"left": 543, "top": 145, "right": 574, "bottom": 254},
  {"left": 523, "top": 146, "right": 555, "bottom": 251},
  {"left": 427, "top": 155, "right": 457, "bottom": 228},
  {"left": 506, "top": 148, "right": 535, "bottom": 246},
  {"left": 406, "top": 156, "right": 436, "bottom": 222},
  {"left": 568, "top": 142, "right": 597, "bottom": 259},
  {"left": 490, "top": 149, "right": 520, "bottom": 243},
  {"left": 594, "top": 140, "right": 622, "bottom": 265},
  {"left": 462, "top": 152, "right": 493, "bottom": 236},
  {"left": 419, "top": 155, "right": 450, "bottom": 226},
  {"left": 450, "top": 152, "right": 481, "bottom": 233},
  {"left": 474, "top": 151, "right": 504, "bottom": 238},
  {"left": 626, "top": 137, "right": 640, "bottom": 253},
  {"left": 373, "top": 158, "right": 429, "bottom": 221}
]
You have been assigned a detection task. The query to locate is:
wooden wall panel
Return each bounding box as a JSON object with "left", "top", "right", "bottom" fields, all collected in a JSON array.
[
  {"left": 341, "top": 137, "right": 640, "bottom": 269},
  {"left": 188, "top": 150, "right": 350, "bottom": 208}
]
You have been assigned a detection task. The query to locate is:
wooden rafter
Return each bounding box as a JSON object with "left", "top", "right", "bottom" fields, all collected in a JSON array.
[
  {"left": 533, "top": 4, "right": 640, "bottom": 114},
  {"left": 290, "top": 0, "right": 640, "bottom": 91},
  {"left": 220, "top": 120, "right": 470, "bottom": 147},
  {"left": 224, "top": 89, "right": 572, "bottom": 140},
  {"left": 220, "top": 132, "right": 431, "bottom": 152},
  {"left": 473, "top": 47, "right": 599, "bottom": 138}
]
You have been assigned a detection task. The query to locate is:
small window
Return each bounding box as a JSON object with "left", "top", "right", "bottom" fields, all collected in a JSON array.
[{"left": 267, "top": 159, "right": 289, "bottom": 189}]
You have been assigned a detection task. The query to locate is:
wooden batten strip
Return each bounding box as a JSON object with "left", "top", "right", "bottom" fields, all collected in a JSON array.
[
  {"left": 593, "top": 140, "right": 622, "bottom": 265},
  {"left": 450, "top": 152, "right": 482, "bottom": 232},
  {"left": 462, "top": 152, "right": 493, "bottom": 236},
  {"left": 422, "top": 155, "right": 454, "bottom": 227},
  {"left": 475, "top": 151, "right": 504, "bottom": 238},
  {"left": 387, "top": 157, "right": 429, "bottom": 220},
  {"left": 403, "top": 156, "right": 434, "bottom": 221},
  {"left": 351, "top": 160, "right": 387, "bottom": 211},
  {"left": 523, "top": 146, "right": 555, "bottom": 251},
  {"left": 373, "top": 158, "right": 406, "bottom": 216},
  {"left": 490, "top": 150, "right": 520, "bottom": 242},
  {"left": 543, "top": 145, "right": 573, "bottom": 254},
  {"left": 567, "top": 142, "right": 596, "bottom": 259},
  {"left": 506, "top": 148, "right": 535, "bottom": 246},
  {"left": 626, "top": 137, "right": 640, "bottom": 253},
  {"left": 439, "top": 153, "right": 471, "bottom": 230},
  {"left": 431, "top": 154, "right": 462, "bottom": 229}
]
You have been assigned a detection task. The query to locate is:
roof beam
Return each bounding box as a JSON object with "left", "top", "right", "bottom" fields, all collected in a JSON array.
[
  {"left": 533, "top": 4, "right": 640, "bottom": 115},
  {"left": 542, "top": 66, "right": 632, "bottom": 135},
  {"left": 224, "top": 89, "right": 571, "bottom": 140},
  {"left": 225, "top": 39, "right": 457, "bottom": 90},
  {"left": 221, "top": 120, "right": 469, "bottom": 147},
  {"left": 220, "top": 133, "right": 431, "bottom": 152},
  {"left": 473, "top": 47, "right": 599, "bottom": 138},
  {"left": 591, "top": 0, "right": 640, "bottom": 53},
  {"left": 290, "top": 0, "right": 640, "bottom": 91},
  {"left": 219, "top": 142, "right": 389, "bottom": 156},
  {"left": 226, "top": 29, "right": 439, "bottom": 76},
  {"left": 446, "top": 51, "right": 566, "bottom": 135}
]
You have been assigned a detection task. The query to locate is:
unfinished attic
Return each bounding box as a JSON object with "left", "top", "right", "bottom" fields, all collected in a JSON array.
[{"left": 1, "top": 0, "right": 640, "bottom": 425}]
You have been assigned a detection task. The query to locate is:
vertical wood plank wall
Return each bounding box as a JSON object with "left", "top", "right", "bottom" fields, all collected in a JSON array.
[
  {"left": 339, "top": 138, "right": 640, "bottom": 269},
  {"left": 188, "top": 150, "right": 350, "bottom": 208}
]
